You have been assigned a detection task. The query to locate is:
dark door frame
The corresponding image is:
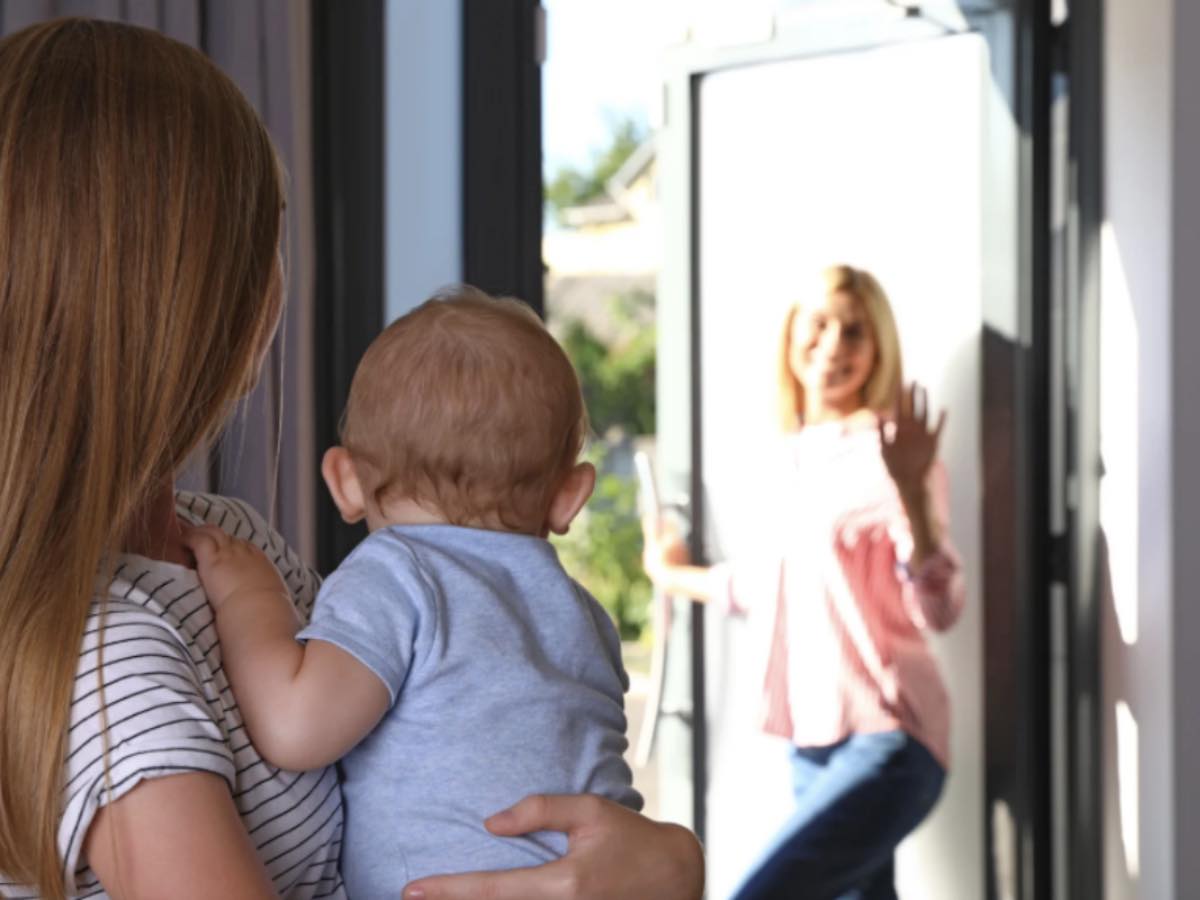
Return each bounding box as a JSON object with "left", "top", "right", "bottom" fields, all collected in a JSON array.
[
  {"left": 1060, "top": 0, "right": 1104, "bottom": 897},
  {"left": 461, "top": 0, "right": 546, "bottom": 317},
  {"left": 311, "top": 0, "right": 386, "bottom": 573}
]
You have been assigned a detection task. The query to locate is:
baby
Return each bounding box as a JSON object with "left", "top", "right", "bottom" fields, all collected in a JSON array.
[{"left": 185, "top": 285, "right": 641, "bottom": 897}]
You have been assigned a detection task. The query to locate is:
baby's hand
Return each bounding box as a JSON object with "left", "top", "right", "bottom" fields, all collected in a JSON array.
[{"left": 182, "top": 524, "right": 289, "bottom": 612}]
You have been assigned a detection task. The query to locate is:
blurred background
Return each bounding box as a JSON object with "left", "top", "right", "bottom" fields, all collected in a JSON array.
[{"left": 2, "top": 1, "right": 1198, "bottom": 898}]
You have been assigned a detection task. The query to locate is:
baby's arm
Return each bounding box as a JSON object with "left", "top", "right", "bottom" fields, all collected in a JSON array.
[{"left": 184, "top": 525, "right": 390, "bottom": 771}]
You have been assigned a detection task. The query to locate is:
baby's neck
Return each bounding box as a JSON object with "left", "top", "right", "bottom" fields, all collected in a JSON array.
[
  {"left": 367, "top": 497, "right": 534, "bottom": 536},
  {"left": 365, "top": 497, "right": 452, "bottom": 532}
]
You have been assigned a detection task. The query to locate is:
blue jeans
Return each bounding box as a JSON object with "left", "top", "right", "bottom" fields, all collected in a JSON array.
[{"left": 728, "top": 730, "right": 945, "bottom": 900}]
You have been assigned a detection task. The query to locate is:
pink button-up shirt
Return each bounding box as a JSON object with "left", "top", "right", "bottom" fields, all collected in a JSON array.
[{"left": 712, "top": 421, "right": 964, "bottom": 769}]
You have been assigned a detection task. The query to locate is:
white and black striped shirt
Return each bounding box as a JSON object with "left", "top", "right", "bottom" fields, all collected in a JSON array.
[{"left": 1, "top": 493, "right": 346, "bottom": 899}]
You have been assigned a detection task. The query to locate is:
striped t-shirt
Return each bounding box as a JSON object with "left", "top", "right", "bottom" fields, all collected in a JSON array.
[{"left": 0, "top": 493, "right": 346, "bottom": 899}]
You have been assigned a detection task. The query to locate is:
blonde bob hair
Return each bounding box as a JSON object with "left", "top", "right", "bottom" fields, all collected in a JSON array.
[
  {"left": 777, "top": 264, "right": 903, "bottom": 431},
  {"left": 0, "top": 19, "right": 283, "bottom": 896}
]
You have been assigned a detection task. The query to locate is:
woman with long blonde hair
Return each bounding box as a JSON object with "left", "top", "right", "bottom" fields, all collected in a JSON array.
[
  {"left": 0, "top": 18, "right": 701, "bottom": 900},
  {"left": 645, "top": 265, "right": 964, "bottom": 899}
]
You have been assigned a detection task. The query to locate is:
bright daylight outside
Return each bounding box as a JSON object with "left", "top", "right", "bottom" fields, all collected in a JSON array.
[{"left": 541, "top": 0, "right": 675, "bottom": 819}]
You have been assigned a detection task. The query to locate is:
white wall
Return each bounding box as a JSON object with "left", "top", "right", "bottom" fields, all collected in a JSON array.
[
  {"left": 1100, "top": 0, "right": 1200, "bottom": 896},
  {"left": 695, "top": 35, "right": 986, "bottom": 900},
  {"left": 385, "top": 0, "right": 462, "bottom": 322}
]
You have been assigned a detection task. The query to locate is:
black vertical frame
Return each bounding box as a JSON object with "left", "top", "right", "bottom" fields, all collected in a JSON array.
[
  {"left": 979, "top": 1, "right": 1058, "bottom": 896},
  {"left": 1063, "top": 0, "right": 1104, "bottom": 895},
  {"left": 1015, "top": 0, "right": 1055, "bottom": 895},
  {"left": 984, "top": 1, "right": 1060, "bottom": 897},
  {"left": 312, "top": 0, "right": 385, "bottom": 573},
  {"left": 987, "top": 0, "right": 1105, "bottom": 895},
  {"left": 462, "top": 0, "right": 545, "bottom": 317}
]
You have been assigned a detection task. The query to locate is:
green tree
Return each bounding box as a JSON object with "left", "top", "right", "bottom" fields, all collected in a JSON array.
[
  {"left": 553, "top": 445, "right": 651, "bottom": 641},
  {"left": 559, "top": 291, "right": 655, "bottom": 437},
  {"left": 545, "top": 117, "right": 647, "bottom": 223},
  {"left": 552, "top": 291, "right": 656, "bottom": 640}
]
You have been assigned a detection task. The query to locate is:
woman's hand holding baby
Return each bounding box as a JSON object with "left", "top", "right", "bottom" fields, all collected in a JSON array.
[{"left": 401, "top": 793, "right": 704, "bottom": 900}]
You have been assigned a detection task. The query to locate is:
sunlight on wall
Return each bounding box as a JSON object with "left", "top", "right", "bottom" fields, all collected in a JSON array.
[
  {"left": 1099, "top": 223, "right": 1139, "bottom": 647},
  {"left": 1115, "top": 700, "right": 1141, "bottom": 879},
  {"left": 990, "top": 800, "right": 1017, "bottom": 900}
]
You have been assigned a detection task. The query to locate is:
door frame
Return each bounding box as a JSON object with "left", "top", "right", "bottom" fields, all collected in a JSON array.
[{"left": 650, "top": 5, "right": 1084, "bottom": 898}]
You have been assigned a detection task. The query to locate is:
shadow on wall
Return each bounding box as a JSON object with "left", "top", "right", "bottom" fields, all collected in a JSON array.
[
  {"left": 1101, "top": 529, "right": 1139, "bottom": 896},
  {"left": 981, "top": 325, "right": 1019, "bottom": 899}
]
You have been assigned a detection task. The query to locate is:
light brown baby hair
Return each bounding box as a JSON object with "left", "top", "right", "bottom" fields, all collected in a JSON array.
[{"left": 341, "top": 284, "right": 589, "bottom": 534}]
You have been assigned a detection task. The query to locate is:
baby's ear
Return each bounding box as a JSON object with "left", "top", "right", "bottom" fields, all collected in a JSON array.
[
  {"left": 546, "top": 462, "right": 596, "bottom": 536},
  {"left": 321, "top": 447, "right": 368, "bottom": 524}
]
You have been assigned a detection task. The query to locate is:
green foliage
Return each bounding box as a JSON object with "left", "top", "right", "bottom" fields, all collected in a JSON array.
[
  {"left": 545, "top": 117, "right": 647, "bottom": 223},
  {"left": 552, "top": 291, "right": 657, "bottom": 640},
  {"left": 559, "top": 291, "right": 656, "bottom": 437},
  {"left": 553, "top": 445, "right": 651, "bottom": 641}
]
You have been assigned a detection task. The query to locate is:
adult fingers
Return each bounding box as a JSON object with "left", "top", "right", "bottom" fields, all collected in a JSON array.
[
  {"left": 402, "top": 862, "right": 573, "bottom": 900},
  {"left": 932, "top": 408, "right": 948, "bottom": 443},
  {"left": 484, "top": 793, "right": 607, "bottom": 838},
  {"left": 892, "top": 383, "right": 906, "bottom": 422}
]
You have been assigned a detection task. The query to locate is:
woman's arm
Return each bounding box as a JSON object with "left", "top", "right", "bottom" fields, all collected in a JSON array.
[
  {"left": 878, "top": 385, "right": 947, "bottom": 553},
  {"left": 85, "top": 772, "right": 277, "bottom": 899},
  {"left": 896, "top": 481, "right": 942, "bottom": 571},
  {"left": 877, "top": 386, "right": 965, "bottom": 631},
  {"left": 894, "top": 470, "right": 965, "bottom": 632},
  {"left": 641, "top": 517, "right": 714, "bottom": 602},
  {"left": 401, "top": 795, "right": 704, "bottom": 900},
  {"left": 883, "top": 388, "right": 964, "bottom": 633}
]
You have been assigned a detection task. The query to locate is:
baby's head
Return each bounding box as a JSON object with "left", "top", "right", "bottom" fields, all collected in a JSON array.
[{"left": 323, "top": 284, "right": 594, "bottom": 536}]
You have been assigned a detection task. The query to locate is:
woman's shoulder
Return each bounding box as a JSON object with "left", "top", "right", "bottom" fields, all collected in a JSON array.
[
  {"left": 58, "top": 575, "right": 240, "bottom": 893},
  {"left": 176, "top": 491, "right": 279, "bottom": 546},
  {"left": 176, "top": 491, "right": 321, "bottom": 619}
]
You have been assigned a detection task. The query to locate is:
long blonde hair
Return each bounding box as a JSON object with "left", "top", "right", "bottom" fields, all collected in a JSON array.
[
  {"left": 777, "top": 264, "right": 903, "bottom": 431},
  {"left": 0, "top": 19, "right": 283, "bottom": 896}
]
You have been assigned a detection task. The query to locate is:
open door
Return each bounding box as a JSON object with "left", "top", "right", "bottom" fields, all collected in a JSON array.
[{"left": 648, "top": 1, "right": 1099, "bottom": 897}]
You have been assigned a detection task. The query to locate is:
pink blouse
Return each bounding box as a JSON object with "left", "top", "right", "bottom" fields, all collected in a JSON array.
[{"left": 712, "top": 421, "right": 964, "bottom": 769}]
